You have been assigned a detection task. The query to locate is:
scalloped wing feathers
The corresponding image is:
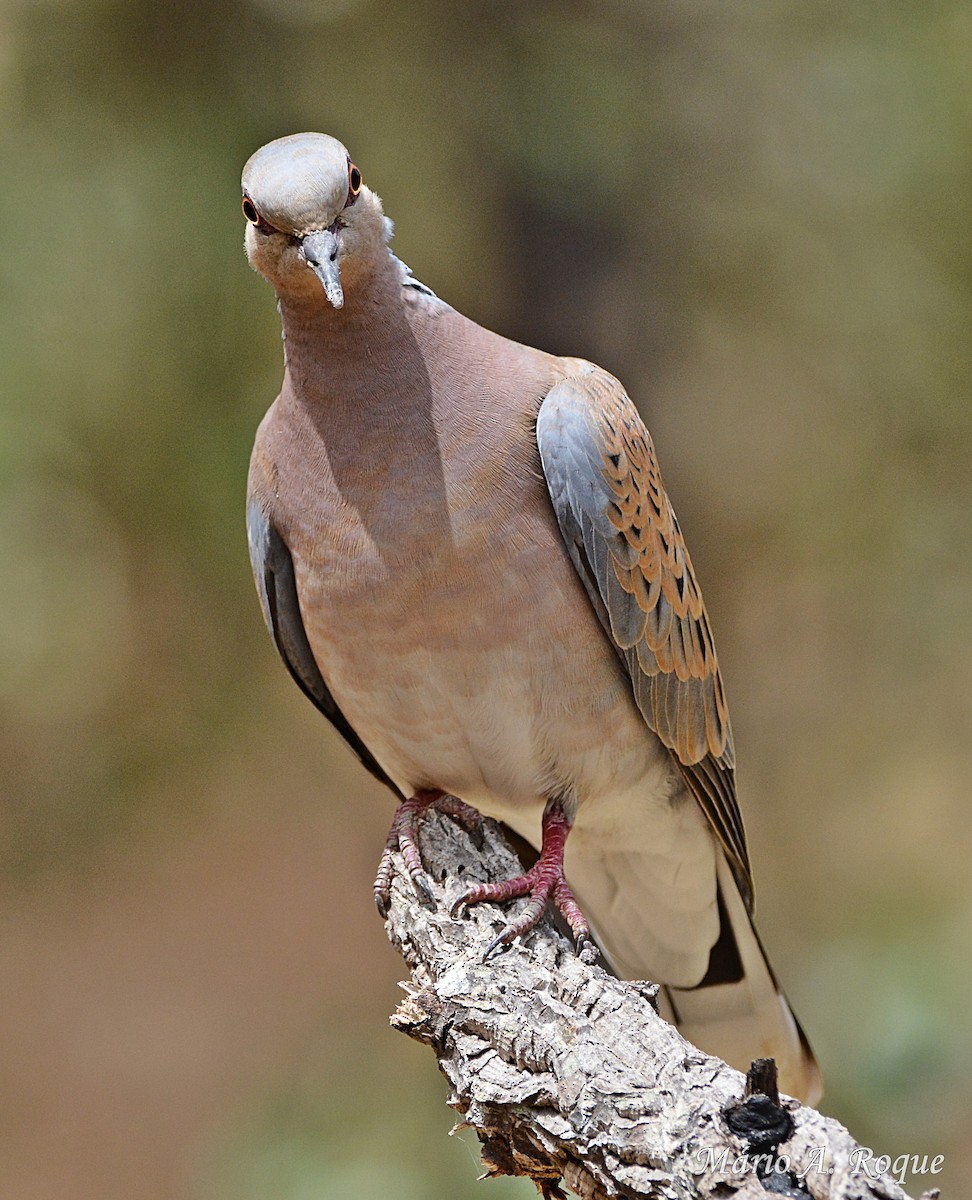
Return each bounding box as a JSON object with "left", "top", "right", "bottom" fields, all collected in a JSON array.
[{"left": 536, "top": 363, "right": 752, "bottom": 905}]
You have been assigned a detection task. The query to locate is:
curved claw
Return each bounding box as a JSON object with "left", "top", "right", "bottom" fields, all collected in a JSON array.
[
  {"left": 413, "top": 871, "right": 436, "bottom": 905},
  {"left": 483, "top": 930, "right": 514, "bottom": 961}
]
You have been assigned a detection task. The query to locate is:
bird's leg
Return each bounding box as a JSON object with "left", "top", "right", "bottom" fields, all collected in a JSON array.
[
  {"left": 374, "top": 788, "right": 482, "bottom": 916},
  {"left": 451, "top": 799, "right": 595, "bottom": 961}
]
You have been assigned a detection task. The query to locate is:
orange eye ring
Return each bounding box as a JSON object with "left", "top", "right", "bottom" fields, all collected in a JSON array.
[
  {"left": 348, "top": 162, "right": 362, "bottom": 198},
  {"left": 242, "top": 196, "right": 260, "bottom": 225}
]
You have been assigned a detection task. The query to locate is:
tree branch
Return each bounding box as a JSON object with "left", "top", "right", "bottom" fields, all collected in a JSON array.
[{"left": 382, "top": 809, "right": 931, "bottom": 1200}]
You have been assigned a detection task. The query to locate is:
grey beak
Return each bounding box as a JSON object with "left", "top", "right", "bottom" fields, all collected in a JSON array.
[{"left": 300, "top": 227, "right": 344, "bottom": 309}]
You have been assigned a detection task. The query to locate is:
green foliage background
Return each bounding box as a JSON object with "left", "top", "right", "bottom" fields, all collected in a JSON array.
[{"left": 1, "top": 1, "right": 969, "bottom": 1196}]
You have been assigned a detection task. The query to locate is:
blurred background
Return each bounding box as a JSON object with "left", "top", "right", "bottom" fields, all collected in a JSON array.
[{"left": 2, "top": 1, "right": 970, "bottom": 1196}]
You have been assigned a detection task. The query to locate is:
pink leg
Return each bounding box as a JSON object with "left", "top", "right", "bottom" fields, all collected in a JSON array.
[
  {"left": 374, "top": 788, "right": 482, "bottom": 916},
  {"left": 451, "top": 800, "right": 594, "bottom": 960}
]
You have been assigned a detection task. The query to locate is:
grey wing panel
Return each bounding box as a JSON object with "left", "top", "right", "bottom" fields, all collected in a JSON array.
[
  {"left": 247, "top": 501, "right": 403, "bottom": 798},
  {"left": 536, "top": 368, "right": 752, "bottom": 908}
]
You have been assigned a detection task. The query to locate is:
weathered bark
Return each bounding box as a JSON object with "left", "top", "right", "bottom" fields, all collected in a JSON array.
[{"left": 383, "top": 809, "right": 934, "bottom": 1200}]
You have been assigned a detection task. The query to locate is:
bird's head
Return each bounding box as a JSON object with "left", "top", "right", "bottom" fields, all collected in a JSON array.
[{"left": 241, "top": 133, "right": 387, "bottom": 308}]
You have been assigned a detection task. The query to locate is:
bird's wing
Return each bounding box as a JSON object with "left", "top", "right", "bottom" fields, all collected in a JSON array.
[
  {"left": 246, "top": 499, "right": 404, "bottom": 798},
  {"left": 536, "top": 362, "right": 752, "bottom": 908}
]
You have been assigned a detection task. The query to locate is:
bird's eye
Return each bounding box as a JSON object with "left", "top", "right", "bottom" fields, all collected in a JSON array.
[
  {"left": 242, "top": 197, "right": 278, "bottom": 234},
  {"left": 346, "top": 162, "right": 362, "bottom": 205}
]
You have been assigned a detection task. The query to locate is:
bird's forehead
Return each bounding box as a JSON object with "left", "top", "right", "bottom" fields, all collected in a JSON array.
[{"left": 242, "top": 133, "right": 351, "bottom": 234}]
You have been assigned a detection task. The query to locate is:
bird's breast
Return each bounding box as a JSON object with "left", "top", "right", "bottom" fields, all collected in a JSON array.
[{"left": 277, "top": 431, "right": 670, "bottom": 829}]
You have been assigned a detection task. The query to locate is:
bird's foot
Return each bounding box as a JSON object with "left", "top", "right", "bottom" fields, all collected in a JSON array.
[
  {"left": 451, "top": 801, "right": 597, "bottom": 962},
  {"left": 374, "top": 789, "right": 482, "bottom": 916}
]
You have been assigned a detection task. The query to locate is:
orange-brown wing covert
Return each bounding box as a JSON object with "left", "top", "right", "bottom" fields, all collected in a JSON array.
[{"left": 536, "top": 363, "right": 753, "bottom": 907}]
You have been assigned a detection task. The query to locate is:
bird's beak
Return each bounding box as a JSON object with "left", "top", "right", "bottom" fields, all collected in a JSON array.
[{"left": 299, "top": 226, "right": 344, "bottom": 309}]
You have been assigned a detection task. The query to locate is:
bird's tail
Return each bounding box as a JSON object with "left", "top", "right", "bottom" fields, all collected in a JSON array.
[
  {"left": 562, "top": 812, "right": 822, "bottom": 1106},
  {"left": 503, "top": 806, "right": 821, "bottom": 1104},
  {"left": 656, "top": 854, "right": 822, "bottom": 1105}
]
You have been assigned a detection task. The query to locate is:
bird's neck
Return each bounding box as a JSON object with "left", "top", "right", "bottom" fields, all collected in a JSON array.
[{"left": 275, "top": 248, "right": 406, "bottom": 403}]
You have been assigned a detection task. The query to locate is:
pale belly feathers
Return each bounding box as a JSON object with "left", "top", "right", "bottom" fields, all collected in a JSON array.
[{"left": 278, "top": 424, "right": 679, "bottom": 843}]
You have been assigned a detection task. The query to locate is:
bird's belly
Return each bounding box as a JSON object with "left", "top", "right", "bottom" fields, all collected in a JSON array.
[{"left": 296, "top": 541, "right": 677, "bottom": 837}]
